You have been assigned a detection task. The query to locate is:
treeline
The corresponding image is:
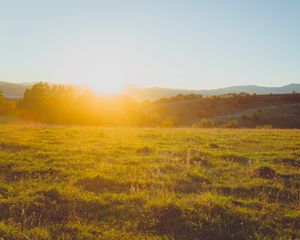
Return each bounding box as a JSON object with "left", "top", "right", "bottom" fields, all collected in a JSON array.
[
  {"left": 151, "top": 91, "right": 300, "bottom": 128},
  {"left": 0, "top": 91, "right": 16, "bottom": 116},
  {"left": 0, "top": 82, "right": 171, "bottom": 126},
  {"left": 0, "top": 82, "right": 300, "bottom": 127},
  {"left": 18, "top": 83, "right": 100, "bottom": 124},
  {"left": 16, "top": 82, "right": 148, "bottom": 125}
]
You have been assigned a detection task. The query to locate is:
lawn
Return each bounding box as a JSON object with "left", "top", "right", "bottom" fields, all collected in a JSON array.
[{"left": 0, "top": 125, "right": 299, "bottom": 239}]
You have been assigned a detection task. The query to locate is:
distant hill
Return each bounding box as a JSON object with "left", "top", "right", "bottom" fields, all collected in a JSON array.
[
  {"left": 124, "top": 83, "right": 300, "bottom": 101},
  {"left": 0, "top": 81, "right": 35, "bottom": 98},
  {"left": 149, "top": 93, "right": 300, "bottom": 128},
  {"left": 1, "top": 81, "right": 300, "bottom": 101}
]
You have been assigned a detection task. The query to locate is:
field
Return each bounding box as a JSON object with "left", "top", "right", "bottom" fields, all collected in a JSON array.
[{"left": 0, "top": 125, "right": 299, "bottom": 239}]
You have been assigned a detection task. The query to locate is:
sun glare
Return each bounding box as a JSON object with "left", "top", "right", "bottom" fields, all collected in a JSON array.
[
  {"left": 62, "top": 42, "right": 136, "bottom": 95},
  {"left": 90, "top": 82, "right": 123, "bottom": 94}
]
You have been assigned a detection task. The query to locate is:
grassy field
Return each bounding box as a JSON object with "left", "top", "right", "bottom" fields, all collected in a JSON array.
[{"left": 0, "top": 125, "right": 299, "bottom": 239}]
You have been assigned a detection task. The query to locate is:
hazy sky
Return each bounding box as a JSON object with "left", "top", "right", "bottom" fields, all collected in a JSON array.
[{"left": 0, "top": 0, "right": 300, "bottom": 92}]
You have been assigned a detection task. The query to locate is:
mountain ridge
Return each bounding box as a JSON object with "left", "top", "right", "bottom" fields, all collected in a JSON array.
[
  {"left": 0, "top": 81, "right": 34, "bottom": 98},
  {"left": 124, "top": 83, "right": 300, "bottom": 100},
  {"left": 1, "top": 81, "right": 300, "bottom": 100}
]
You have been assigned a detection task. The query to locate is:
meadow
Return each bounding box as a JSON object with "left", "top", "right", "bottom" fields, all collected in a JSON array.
[{"left": 0, "top": 125, "right": 299, "bottom": 239}]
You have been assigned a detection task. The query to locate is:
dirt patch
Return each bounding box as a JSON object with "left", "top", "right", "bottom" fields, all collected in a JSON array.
[
  {"left": 174, "top": 173, "right": 211, "bottom": 193},
  {"left": 1, "top": 167, "right": 63, "bottom": 182},
  {"left": 140, "top": 203, "right": 259, "bottom": 240},
  {"left": 29, "top": 189, "right": 71, "bottom": 224},
  {"left": 253, "top": 166, "right": 277, "bottom": 179},
  {"left": 0, "top": 188, "right": 71, "bottom": 225},
  {"left": 272, "top": 158, "right": 300, "bottom": 168},
  {"left": 189, "top": 156, "right": 214, "bottom": 168},
  {"left": 0, "top": 142, "right": 31, "bottom": 152},
  {"left": 221, "top": 154, "right": 251, "bottom": 166},
  {"left": 136, "top": 147, "right": 153, "bottom": 156},
  {"left": 208, "top": 143, "right": 220, "bottom": 149},
  {"left": 0, "top": 186, "right": 9, "bottom": 198},
  {"left": 140, "top": 204, "right": 189, "bottom": 235},
  {"left": 279, "top": 173, "right": 300, "bottom": 188},
  {"left": 75, "top": 197, "right": 145, "bottom": 222},
  {"left": 34, "top": 153, "right": 51, "bottom": 160},
  {"left": 77, "top": 176, "right": 129, "bottom": 193}
]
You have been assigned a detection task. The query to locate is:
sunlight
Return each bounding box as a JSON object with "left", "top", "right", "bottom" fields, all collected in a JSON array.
[
  {"left": 90, "top": 82, "right": 122, "bottom": 94},
  {"left": 63, "top": 39, "right": 139, "bottom": 94},
  {"left": 1, "top": 0, "right": 300, "bottom": 238}
]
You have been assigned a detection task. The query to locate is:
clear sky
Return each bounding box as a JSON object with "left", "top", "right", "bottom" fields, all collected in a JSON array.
[{"left": 0, "top": 0, "right": 300, "bottom": 92}]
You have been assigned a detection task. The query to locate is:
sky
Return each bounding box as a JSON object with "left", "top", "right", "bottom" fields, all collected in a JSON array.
[{"left": 0, "top": 0, "right": 300, "bottom": 93}]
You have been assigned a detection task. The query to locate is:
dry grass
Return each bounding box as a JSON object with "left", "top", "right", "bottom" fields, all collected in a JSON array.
[{"left": 0, "top": 125, "right": 299, "bottom": 239}]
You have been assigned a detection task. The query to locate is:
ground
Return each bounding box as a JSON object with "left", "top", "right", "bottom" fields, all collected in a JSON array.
[{"left": 0, "top": 125, "right": 299, "bottom": 239}]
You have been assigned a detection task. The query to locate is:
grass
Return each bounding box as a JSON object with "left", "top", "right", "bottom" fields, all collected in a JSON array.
[{"left": 0, "top": 125, "right": 299, "bottom": 239}]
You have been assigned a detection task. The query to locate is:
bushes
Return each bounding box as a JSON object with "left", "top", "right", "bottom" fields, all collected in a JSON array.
[
  {"left": 193, "top": 118, "right": 214, "bottom": 128},
  {"left": 256, "top": 124, "right": 273, "bottom": 129},
  {"left": 0, "top": 91, "right": 16, "bottom": 116},
  {"left": 193, "top": 119, "right": 239, "bottom": 128},
  {"left": 252, "top": 110, "right": 262, "bottom": 122},
  {"left": 221, "top": 120, "right": 239, "bottom": 128}
]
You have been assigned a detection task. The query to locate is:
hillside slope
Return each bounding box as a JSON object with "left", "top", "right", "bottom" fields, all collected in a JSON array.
[
  {"left": 124, "top": 83, "right": 300, "bottom": 101},
  {"left": 150, "top": 93, "right": 300, "bottom": 128},
  {"left": 0, "top": 81, "right": 33, "bottom": 98}
]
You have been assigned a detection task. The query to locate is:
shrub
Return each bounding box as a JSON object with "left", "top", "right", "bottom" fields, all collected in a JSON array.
[
  {"left": 220, "top": 120, "right": 239, "bottom": 128},
  {"left": 193, "top": 118, "right": 214, "bottom": 128},
  {"left": 252, "top": 110, "right": 262, "bottom": 122},
  {"left": 160, "top": 119, "right": 175, "bottom": 127},
  {"left": 256, "top": 125, "right": 272, "bottom": 129}
]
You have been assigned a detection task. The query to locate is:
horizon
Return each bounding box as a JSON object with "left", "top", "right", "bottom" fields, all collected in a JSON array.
[
  {"left": 0, "top": 80, "right": 299, "bottom": 91},
  {"left": 1, "top": 1, "right": 300, "bottom": 93}
]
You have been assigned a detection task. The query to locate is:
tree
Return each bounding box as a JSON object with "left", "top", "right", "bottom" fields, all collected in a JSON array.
[
  {"left": 0, "top": 91, "right": 16, "bottom": 116},
  {"left": 252, "top": 110, "right": 262, "bottom": 122},
  {"left": 0, "top": 91, "right": 5, "bottom": 105}
]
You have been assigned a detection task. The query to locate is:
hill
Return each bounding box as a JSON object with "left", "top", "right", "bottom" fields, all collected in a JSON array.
[
  {"left": 1, "top": 81, "right": 300, "bottom": 100},
  {"left": 124, "top": 83, "right": 300, "bottom": 101},
  {"left": 0, "top": 81, "right": 34, "bottom": 98},
  {"left": 149, "top": 93, "right": 300, "bottom": 128}
]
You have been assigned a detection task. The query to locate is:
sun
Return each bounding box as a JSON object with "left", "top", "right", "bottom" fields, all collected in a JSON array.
[{"left": 90, "top": 82, "right": 122, "bottom": 94}]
